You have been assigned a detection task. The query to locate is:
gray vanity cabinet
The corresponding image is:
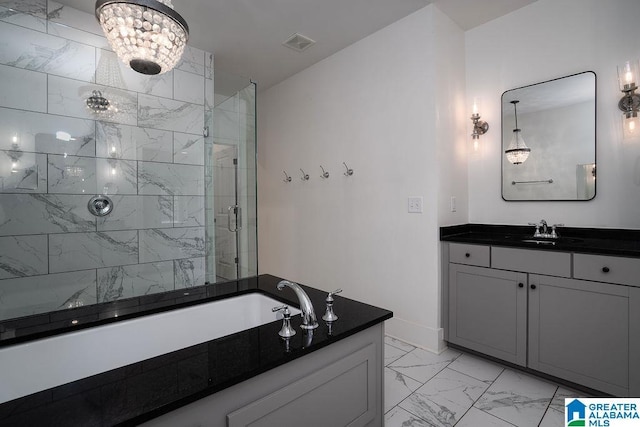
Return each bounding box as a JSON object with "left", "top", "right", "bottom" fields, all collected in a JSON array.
[
  {"left": 528, "top": 275, "right": 629, "bottom": 396},
  {"left": 448, "top": 263, "right": 527, "bottom": 366},
  {"left": 445, "top": 242, "right": 640, "bottom": 396}
]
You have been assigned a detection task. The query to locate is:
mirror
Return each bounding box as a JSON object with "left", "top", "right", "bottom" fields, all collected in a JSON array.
[{"left": 501, "top": 71, "right": 596, "bottom": 201}]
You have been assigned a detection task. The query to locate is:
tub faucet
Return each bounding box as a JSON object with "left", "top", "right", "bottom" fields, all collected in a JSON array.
[{"left": 277, "top": 280, "right": 318, "bottom": 330}]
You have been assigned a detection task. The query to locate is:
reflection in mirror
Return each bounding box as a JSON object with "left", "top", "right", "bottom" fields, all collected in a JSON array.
[{"left": 502, "top": 71, "right": 596, "bottom": 201}]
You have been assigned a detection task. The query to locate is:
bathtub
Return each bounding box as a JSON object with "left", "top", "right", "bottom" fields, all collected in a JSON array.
[{"left": 0, "top": 293, "right": 299, "bottom": 405}]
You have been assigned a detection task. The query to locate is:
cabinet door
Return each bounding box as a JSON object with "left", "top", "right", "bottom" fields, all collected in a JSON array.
[
  {"left": 449, "top": 264, "right": 527, "bottom": 366},
  {"left": 528, "top": 275, "right": 629, "bottom": 396}
]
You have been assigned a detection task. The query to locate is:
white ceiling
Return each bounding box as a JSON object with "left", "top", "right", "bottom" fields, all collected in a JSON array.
[{"left": 60, "top": 0, "right": 537, "bottom": 90}]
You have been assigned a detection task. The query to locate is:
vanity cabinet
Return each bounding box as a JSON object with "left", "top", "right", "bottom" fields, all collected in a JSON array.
[
  {"left": 448, "top": 264, "right": 527, "bottom": 366},
  {"left": 446, "top": 242, "right": 639, "bottom": 396},
  {"left": 528, "top": 275, "right": 629, "bottom": 396}
]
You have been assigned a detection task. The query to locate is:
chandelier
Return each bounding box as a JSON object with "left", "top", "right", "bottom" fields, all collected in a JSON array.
[
  {"left": 505, "top": 100, "right": 531, "bottom": 165},
  {"left": 95, "top": 0, "right": 189, "bottom": 75}
]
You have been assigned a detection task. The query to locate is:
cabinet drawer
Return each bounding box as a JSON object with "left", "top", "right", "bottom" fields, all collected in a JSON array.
[
  {"left": 449, "top": 243, "right": 490, "bottom": 267},
  {"left": 574, "top": 253, "right": 640, "bottom": 287},
  {"left": 492, "top": 247, "right": 571, "bottom": 277}
]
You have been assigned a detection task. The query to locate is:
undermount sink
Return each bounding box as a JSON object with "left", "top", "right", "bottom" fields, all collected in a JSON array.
[
  {"left": 521, "top": 239, "right": 557, "bottom": 245},
  {"left": 502, "top": 235, "right": 585, "bottom": 245}
]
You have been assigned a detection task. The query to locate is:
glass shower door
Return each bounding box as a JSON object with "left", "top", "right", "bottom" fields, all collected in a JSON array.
[
  {"left": 208, "top": 71, "right": 257, "bottom": 284},
  {"left": 213, "top": 144, "right": 239, "bottom": 281}
]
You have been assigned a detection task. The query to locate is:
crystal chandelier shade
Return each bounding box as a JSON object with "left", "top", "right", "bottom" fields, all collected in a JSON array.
[
  {"left": 505, "top": 100, "right": 531, "bottom": 165},
  {"left": 95, "top": 0, "right": 189, "bottom": 75}
]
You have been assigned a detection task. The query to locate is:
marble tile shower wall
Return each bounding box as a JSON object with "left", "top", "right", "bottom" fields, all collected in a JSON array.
[{"left": 0, "top": 0, "right": 214, "bottom": 321}]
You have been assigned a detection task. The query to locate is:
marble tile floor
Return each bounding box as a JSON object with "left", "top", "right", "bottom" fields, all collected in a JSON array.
[{"left": 384, "top": 336, "right": 588, "bottom": 427}]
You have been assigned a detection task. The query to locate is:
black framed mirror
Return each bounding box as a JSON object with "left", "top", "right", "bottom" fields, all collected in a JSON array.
[{"left": 501, "top": 71, "right": 596, "bottom": 201}]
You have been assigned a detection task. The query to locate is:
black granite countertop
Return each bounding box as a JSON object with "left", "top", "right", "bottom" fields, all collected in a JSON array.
[
  {"left": 0, "top": 274, "right": 392, "bottom": 426},
  {"left": 441, "top": 224, "right": 640, "bottom": 258}
]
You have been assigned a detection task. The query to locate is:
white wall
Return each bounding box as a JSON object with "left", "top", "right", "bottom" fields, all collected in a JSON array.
[
  {"left": 467, "top": 0, "right": 640, "bottom": 228},
  {"left": 258, "top": 5, "right": 466, "bottom": 352}
]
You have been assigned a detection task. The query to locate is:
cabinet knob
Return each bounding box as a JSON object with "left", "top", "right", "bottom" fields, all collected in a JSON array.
[
  {"left": 518, "top": 283, "right": 524, "bottom": 288},
  {"left": 530, "top": 284, "right": 537, "bottom": 290},
  {"left": 602, "top": 266, "right": 610, "bottom": 273},
  {"left": 465, "top": 253, "right": 470, "bottom": 258}
]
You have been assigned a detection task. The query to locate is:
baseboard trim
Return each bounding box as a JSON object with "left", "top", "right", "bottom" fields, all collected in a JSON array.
[{"left": 384, "top": 317, "right": 445, "bottom": 354}]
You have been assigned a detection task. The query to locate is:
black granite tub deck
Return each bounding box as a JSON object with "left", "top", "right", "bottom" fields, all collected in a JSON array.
[{"left": 0, "top": 274, "right": 392, "bottom": 426}]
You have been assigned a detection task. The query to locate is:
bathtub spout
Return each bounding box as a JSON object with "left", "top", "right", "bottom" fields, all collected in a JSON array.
[{"left": 277, "top": 280, "right": 319, "bottom": 330}]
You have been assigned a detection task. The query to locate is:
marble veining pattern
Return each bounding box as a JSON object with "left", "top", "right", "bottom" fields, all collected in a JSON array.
[
  {"left": 0, "top": 1, "right": 215, "bottom": 324},
  {"left": 384, "top": 367, "right": 421, "bottom": 413},
  {"left": 385, "top": 406, "right": 433, "bottom": 427},
  {"left": 138, "top": 94, "right": 204, "bottom": 135},
  {"left": 139, "top": 227, "right": 205, "bottom": 263},
  {"left": 388, "top": 347, "right": 461, "bottom": 384},
  {"left": 174, "top": 132, "right": 205, "bottom": 165},
  {"left": 138, "top": 162, "right": 205, "bottom": 196},
  {"left": 174, "top": 196, "right": 205, "bottom": 227},
  {"left": 97, "top": 261, "right": 174, "bottom": 302},
  {"left": 0, "top": 194, "right": 96, "bottom": 236},
  {"left": 46, "top": 1, "right": 103, "bottom": 36},
  {"left": 96, "top": 122, "right": 173, "bottom": 163},
  {"left": 382, "top": 337, "right": 592, "bottom": 427},
  {"left": 474, "top": 369, "right": 557, "bottom": 426},
  {"left": 48, "top": 75, "right": 138, "bottom": 125},
  {"left": 0, "top": 0, "right": 46, "bottom": 19},
  {"left": 398, "top": 368, "right": 489, "bottom": 427},
  {"left": 0, "top": 151, "right": 46, "bottom": 193},
  {"left": 174, "top": 257, "right": 205, "bottom": 288},
  {"left": 0, "top": 5, "right": 46, "bottom": 32},
  {"left": 49, "top": 231, "right": 139, "bottom": 273},
  {"left": 97, "top": 195, "right": 173, "bottom": 231},
  {"left": 0, "top": 107, "right": 95, "bottom": 156},
  {"left": 0, "top": 270, "right": 96, "bottom": 321},
  {"left": 0, "top": 21, "right": 95, "bottom": 81},
  {"left": 0, "top": 235, "right": 47, "bottom": 279},
  {"left": 176, "top": 45, "right": 206, "bottom": 76}
]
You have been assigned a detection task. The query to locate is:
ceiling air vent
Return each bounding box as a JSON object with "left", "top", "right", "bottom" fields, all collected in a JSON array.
[{"left": 282, "top": 33, "right": 315, "bottom": 52}]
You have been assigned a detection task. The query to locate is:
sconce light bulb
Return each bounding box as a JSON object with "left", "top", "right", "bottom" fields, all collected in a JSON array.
[
  {"left": 11, "top": 161, "right": 17, "bottom": 168},
  {"left": 472, "top": 98, "right": 479, "bottom": 116},
  {"left": 12, "top": 135, "right": 18, "bottom": 143},
  {"left": 111, "top": 145, "right": 116, "bottom": 153},
  {"left": 473, "top": 140, "right": 479, "bottom": 152},
  {"left": 111, "top": 167, "right": 117, "bottom": 175}
]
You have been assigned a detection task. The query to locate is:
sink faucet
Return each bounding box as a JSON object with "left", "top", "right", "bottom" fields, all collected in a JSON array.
[
  {"left": 540, "top": 219, "right": 548, "bottom": 235},
  {"left": 277, "top": 280, "right": 319, "bottom": 330},
  {"left": 528, "top": 219, "right": 562, "bottom": 239}
]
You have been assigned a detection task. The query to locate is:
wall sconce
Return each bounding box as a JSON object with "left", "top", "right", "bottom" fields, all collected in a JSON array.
[
  {"left": 470, "top": 99, "right": 489, "bottom": 150},
  {"left": 618, "top": 60, "right": 640, "bottom": 139}
]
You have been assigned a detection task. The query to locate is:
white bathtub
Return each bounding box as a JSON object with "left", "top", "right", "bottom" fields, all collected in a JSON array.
[{"left": 0, "top": 293, "right": 299, "bottom": 405}]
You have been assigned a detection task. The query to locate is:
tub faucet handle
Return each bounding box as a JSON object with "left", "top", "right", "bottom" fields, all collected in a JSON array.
[
  {"left": 322, "top": 289, "right": 342, "bottom": 322},
  {"left": 272, "top": 305, "right": 296, "bottom": 338}
]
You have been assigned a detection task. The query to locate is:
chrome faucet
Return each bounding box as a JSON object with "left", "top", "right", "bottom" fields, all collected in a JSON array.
[
  {"left": 528, "top": 219, "right": 563, "bottom": 239},
  {"left": 277, "top": 280, "right": 319, "bottom": 330}
]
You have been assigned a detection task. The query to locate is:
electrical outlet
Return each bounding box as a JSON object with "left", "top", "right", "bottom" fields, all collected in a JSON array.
[
  {"left": 450, "top": 196, "right": 457, "bottom": 212},
  {"left": 408, "top": 197, "right": 423, "bottom": 213}
]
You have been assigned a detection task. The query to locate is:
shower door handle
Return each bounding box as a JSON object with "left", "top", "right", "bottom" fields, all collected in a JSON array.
[{"left": 227, "top": 205, "right": 242, "bottom": 232}]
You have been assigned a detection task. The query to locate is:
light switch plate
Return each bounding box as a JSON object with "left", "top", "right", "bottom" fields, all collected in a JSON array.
[{"left": 408, "top": 197, "right": 423, "bottom": 213}]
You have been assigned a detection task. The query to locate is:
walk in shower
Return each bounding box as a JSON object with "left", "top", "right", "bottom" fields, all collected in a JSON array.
[{"left": 0, "top": 1, "right": 257, "bottom": 324}]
